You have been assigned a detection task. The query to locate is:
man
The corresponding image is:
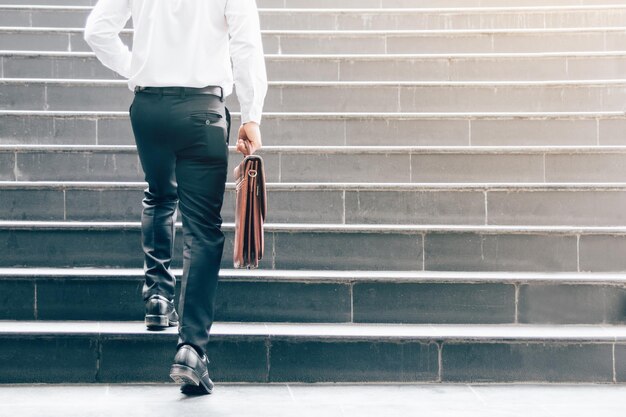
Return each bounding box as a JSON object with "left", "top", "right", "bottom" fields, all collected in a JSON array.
[{"left": 84, "top": 0, "right": 267, "bottom": 395}]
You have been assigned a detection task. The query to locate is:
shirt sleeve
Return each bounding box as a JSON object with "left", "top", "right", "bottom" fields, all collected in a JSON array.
[
  {"left": 225, "top": 0, "right": 268, "bottom": 125},
  {"left": 84, "top": 0, "right": 132, "bottom": 79}
]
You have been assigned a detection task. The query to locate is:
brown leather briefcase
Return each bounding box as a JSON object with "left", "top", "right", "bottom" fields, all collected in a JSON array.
[{"left": 233, "top": 154, "right": 267, "bottom": 269}]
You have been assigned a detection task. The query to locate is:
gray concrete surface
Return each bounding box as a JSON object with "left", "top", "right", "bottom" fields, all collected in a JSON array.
[{"left": 1, "top": 384, "right": 625, "bottom": 417}]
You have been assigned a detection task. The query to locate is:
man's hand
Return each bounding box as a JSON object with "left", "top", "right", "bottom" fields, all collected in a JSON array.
[{"left": 236, "top": 122, "right": 262, "bottom": 156}]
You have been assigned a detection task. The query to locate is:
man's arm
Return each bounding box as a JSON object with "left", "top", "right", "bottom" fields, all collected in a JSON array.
[
  {"left": 84, "top": 0, "right": 132, "bottom": 78},
  {"left": 225, "top": 0, "right": 268, "bottom": 126}
]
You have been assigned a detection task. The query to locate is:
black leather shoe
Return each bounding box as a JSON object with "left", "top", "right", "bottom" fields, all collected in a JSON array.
[
  {"left": 170, "top": 344, "right": 214, "bottom": 395},
  {"left": 145, "top": 294, "right": 179, "bottom": 330}
]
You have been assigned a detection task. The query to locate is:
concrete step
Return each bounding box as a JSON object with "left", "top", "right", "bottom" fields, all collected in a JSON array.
[
  {"left": 5, "top": 51, "right": 626, "bottom": 82},
  {"left": 3, "top": 110, "right": 625, "bottom": 147},
  {"left": 1, "top": 220, "right": 626, "bottom": 271},
  {"left": 6, "top": 181, "right": 626, "bottom": 227},
  {"left": 5, "top": 144, "right": 626, "bottom": 183},
  {"left": 3, "top": 268, "right": 626, "bottom": 325},
  {"left": 3, "top": 78, "right": 626, "bottom": 113},
  {"left": 2, "top": 27, "right": 624, "bottom": 54},
  {"left": 2, "top": 5, "right": 626, "bottom": 30},
  {"left": 1, "top": 320, "right": 625, "bottom": 383},
  {"left": 0, "top": 0, "right": 623, "bottom": 7}
]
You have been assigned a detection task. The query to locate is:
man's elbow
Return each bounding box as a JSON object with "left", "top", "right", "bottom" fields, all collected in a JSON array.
[{"left": 83, "top": 26, "right": 95, "bottom": 46}]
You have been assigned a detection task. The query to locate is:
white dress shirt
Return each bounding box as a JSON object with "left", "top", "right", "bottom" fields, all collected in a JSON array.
[{"left": 84, "top": 0, "right": 268, "bottom": 124}]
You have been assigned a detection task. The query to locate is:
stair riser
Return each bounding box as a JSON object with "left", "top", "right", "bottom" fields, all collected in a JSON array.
[
  {"left": 3, "top": 82, "right": 626, "bottom": 112},
  {"left": 1, "top": 278, "right": 351, "bottom": 323},
  {"left": 3, "top": 8, "right": 626, "bottom": 30},
  {"left": 0, "top": 333, "right": 622, "bottom": 383},
  {"left": 6, "top": 187, "right": 626, "bottom": 227},
  {"left": 5, "top": 54, "right": 626, "bottom": 82},
  {"left": 2, "top": 30, "right": 624, "bottom": 54},
  {"left": 4, "top": 114, "right": 623, "bottom": 147},
  {"left": 2, "top": 227, "right": 626, "bottom": 272},
  {"left": 3, "top": 277, "right": 626, "bottom": 324},
  {"left": 5, "top": 149, "right": 626, "bottom": 183}
]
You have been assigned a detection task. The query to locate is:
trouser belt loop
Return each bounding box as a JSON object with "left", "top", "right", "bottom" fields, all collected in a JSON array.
[
  {"left": 219, "top": 86, "right": 224, "bottom": 102},
  {"left": 181, "top": 87, "right": 186, "bottom": 99}
]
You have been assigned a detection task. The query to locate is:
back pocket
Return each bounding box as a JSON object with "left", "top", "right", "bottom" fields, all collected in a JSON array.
[
  {"left": 189, "top": 111, "right": 228, "bottom": 147},
  {"left": 189, "top": 111, "right": 222, "bottom": 125}
]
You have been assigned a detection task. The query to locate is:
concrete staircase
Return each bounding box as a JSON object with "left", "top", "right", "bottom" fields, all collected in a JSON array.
[{"left": 2, "top": 0, "right": 626, "bottom": 384}]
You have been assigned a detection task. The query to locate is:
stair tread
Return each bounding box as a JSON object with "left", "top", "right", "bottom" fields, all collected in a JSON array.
[
  {"left": 4, "top": 26, "right": 625, "bottom": 33},
  {"left": 5, "top": 180, "right": 626, "bottom": 189},
  {"left": 2, "top": 266, "right": 626, "bottom": 283},
  {"left": 0, "top": 0, "right": 617, "bottom": 5},
  {"left": 5, "top": 144, "right": 626, "bottom": 152},
  {"left": 3, "top": 220, "right": 626, "bottom": 233},
  {"left": 5, "top": 50, "right": 626, "bottom": 58},
  {"left": 2, "top": 320, "right": 625, "bottom": 341},
  {"left": 5, "top": 77, "right": 626, "bottom": 85},
  {"left": 3, "top": 110, "right": 624, "bottom": 117},
  {"left": 4, "top": 4, "right": 626, "bottom": 11}
]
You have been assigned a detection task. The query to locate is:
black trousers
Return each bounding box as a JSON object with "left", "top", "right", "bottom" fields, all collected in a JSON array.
[{"left": 129, "top": 88, "right": 230, "bottom": 354}]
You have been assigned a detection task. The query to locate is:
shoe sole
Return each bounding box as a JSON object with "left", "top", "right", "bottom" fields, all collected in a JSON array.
[
  {"left": 145, "top": 315, "right": 178, "bottom": 330},
  {"left": 170, "top": 364, "right": 213, "bottom": 395}
]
